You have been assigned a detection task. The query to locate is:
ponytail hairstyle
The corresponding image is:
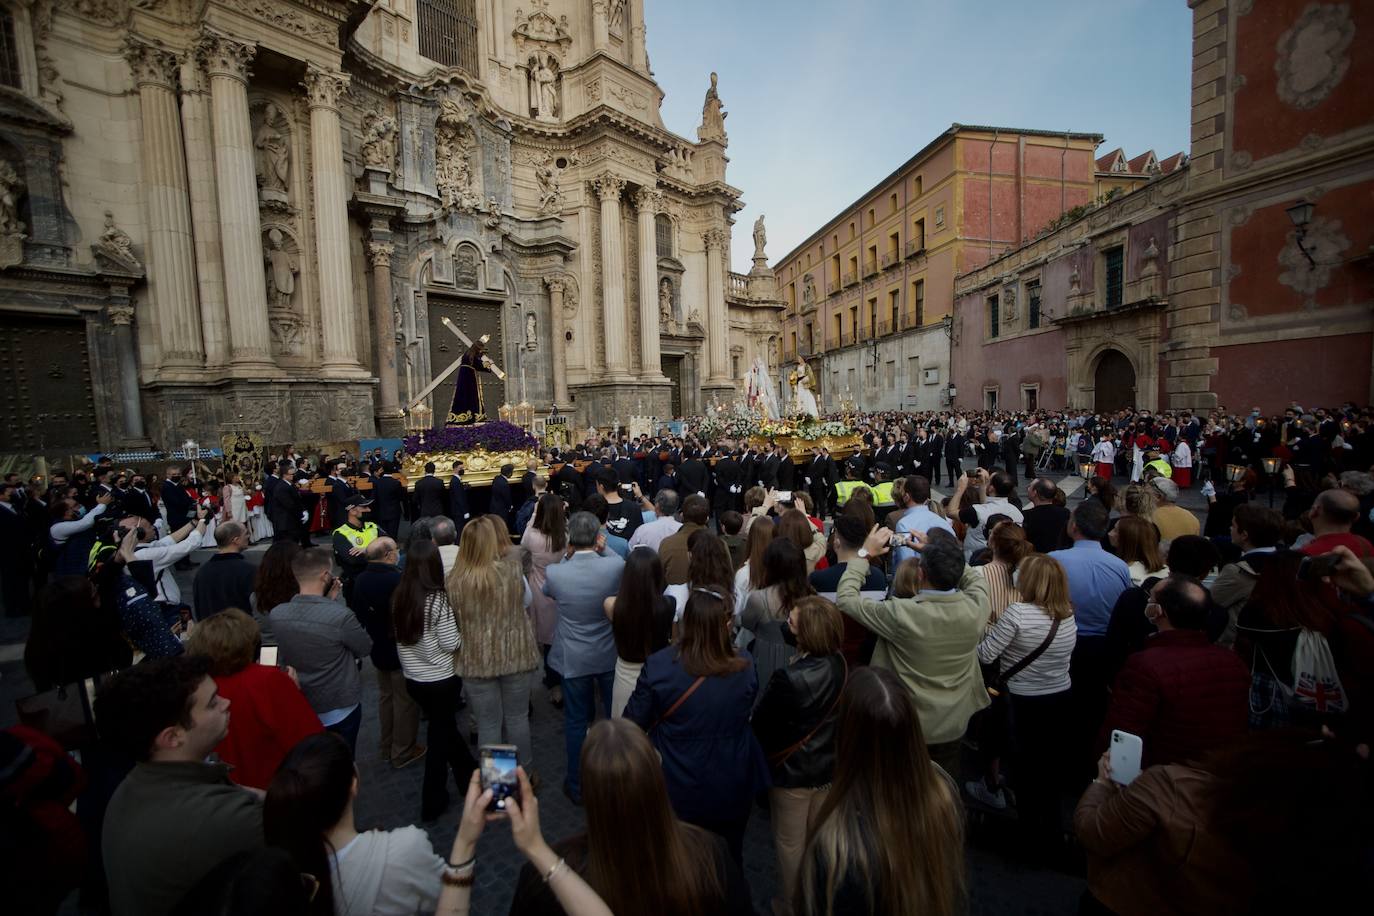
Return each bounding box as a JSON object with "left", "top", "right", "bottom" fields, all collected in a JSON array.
[{"left": 263, "top": 733, "right": 356, "bottom": 916}]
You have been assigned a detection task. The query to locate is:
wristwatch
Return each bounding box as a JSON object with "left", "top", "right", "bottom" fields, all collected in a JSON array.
[{"left": 857, "top": 548, "right": 870, "bottom": 559}]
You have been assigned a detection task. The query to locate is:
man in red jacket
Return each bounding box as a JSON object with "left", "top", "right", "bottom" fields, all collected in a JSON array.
[{"left": 1100, "top": 576, "right": 1249, "bottom": 768}]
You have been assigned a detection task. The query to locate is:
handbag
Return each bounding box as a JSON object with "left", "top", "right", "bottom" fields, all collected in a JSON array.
[
  {"left": 768, "top": 658, "right": 848, "bottom": 767},
  {"left": 649, "top": 675, "right": 707, "bottom": 734},
  {"left": 988, "top": 617, "right": 1061, "bottom": 697},
  {"left": 15, "top": 679, "right": 100, "bottom": 752}
]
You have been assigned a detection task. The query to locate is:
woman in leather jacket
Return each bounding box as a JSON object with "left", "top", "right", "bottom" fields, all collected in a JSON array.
[{"left": 752, "top": 596, "right": 847, "bottom": 916}]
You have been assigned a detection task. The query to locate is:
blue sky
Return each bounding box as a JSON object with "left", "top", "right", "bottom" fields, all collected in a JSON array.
[{"left": 643, "top": 0, "right": 1194, "bottom": 270}]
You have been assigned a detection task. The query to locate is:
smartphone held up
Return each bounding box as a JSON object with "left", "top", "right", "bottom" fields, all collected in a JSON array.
[{"left": 480, "top": 744, "right": 520, "bottom": 812}]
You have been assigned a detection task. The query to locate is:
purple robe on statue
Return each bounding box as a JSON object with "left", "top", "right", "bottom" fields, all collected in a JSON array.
[{"left": 447, "top": 346, "right": 490, "bottom": 425}]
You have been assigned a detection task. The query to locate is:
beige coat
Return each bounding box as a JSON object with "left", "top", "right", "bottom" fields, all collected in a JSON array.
[{"left": 448, "top": 556, "right": 540, "bottom": 679}]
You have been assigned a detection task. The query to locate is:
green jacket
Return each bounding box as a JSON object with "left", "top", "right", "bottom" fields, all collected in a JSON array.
[{"left": 836, "top": 558, "right": 991, "bottom": 744}]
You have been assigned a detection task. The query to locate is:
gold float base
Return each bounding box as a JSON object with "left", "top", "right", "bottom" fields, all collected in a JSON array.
[
  {"left": 400, "top": 448, "right": 541, "bottom": 488},
  {"left": 747, "top": 434, "right": 864, "bottom": 461}
]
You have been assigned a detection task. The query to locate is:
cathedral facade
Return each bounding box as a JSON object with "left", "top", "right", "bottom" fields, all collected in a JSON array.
[{"left": 0, "top": 0, "right": 778, "bottom": 454}]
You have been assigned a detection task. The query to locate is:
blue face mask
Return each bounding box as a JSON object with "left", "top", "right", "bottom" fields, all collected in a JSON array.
[{"left": 73, "top": 505, "right": 86, "bottom": 519}]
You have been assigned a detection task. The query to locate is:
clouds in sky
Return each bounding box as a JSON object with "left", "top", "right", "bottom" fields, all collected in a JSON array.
[{"left": 642, "top": 0, "right": 1192, "bottom": 269}]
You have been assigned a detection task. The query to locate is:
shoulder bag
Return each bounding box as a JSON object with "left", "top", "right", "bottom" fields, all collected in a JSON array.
[
  {"left": 988, "top": 616, "right": 1061, "bottom": 697},
  {"left": 649, "top": 675, "right": 707, "bottom": 734},
  {"left": 768, "top": 657, "right": 849, "bottom": 767}
]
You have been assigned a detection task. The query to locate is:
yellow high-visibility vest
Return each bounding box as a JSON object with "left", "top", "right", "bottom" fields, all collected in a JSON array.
[
  {"left": 870, "top": 481, "right": 896, "bottom": 506},
  {"left": 834, "top": 480, "right": 872, "bottom": 507},
  {"left": 334, "top": 521, "right": 380, "bottom": 550}
]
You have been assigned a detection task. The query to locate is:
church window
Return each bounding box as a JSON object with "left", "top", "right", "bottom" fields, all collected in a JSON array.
[
  {"left": 655, "top": 213, "right": 673, "bottom": 257},
  {"left": 0, "top": 13, "right": 21, "bottom": 89},
  {"left": 418, "top": 0, "right": 479, "bottom": 73}
]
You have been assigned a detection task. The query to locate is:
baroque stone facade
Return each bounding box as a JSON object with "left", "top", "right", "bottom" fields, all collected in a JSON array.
[{"left": 0, "top": 0, "right": 775, "bottom": 452}]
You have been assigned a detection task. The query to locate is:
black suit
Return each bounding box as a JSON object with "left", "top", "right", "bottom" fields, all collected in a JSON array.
[
  {"left": 758, "top": 455, "right": 779, "bottom": 490},
  {"left": 122, "top": 488, "right": 158, "bottom": 525},
  {"left": 413, "top": 474, "right": 447, "bottom": 519},
  {"left": 944, "top": 433, "right": 965, "bottom": 486},
  {"left": 325, "top": 475, "right": 354, "bottom": 529},
  {"left": 449, "top": 474, "right": 471, "bottom": 537},
  {"left": 268, "top": 477, "right": 303, "bottom": 543},
  {"left": 712, "top": 457, "right": 744, "bottom": 517},
  {"left": 371, "top": 474, "right": 405, "bottom": 539},
  {"left": 489, "top": 475, "right": 513, "bottom": 529},
  {"left": 775, "top": 453, "right": 796, "bottom": 492},
  {"left": 804, "top": 455, "right": 834, "bottom": 518},
  {"left": 678, "top": 458, "right": 709, "bottom": 501},
  {"left": 161, "top": 479, "right": 194, "bottom": 526}
]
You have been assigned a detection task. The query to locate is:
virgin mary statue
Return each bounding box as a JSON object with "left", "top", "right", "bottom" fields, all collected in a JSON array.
[
  {"left": 744, "top": 356, "right": 780, "bottom": 420},
  {"left": 790, "top": 358, "right": 819, "bottom": 419}
]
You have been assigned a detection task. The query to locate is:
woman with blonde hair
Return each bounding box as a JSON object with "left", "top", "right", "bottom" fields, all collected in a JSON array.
[
  {"left": 979, "top": 522, "right": 1031, "bottom": 629},
  {"left": 973, "top": 554, "right": 1077, "bottom": 844},
  {"left": 448, "top": 516, "right": 541, "bottom": 771},
  {"left": 1111, "top": 515, "right": 1170, "bottom": 585},
  {"left": 891, "top": 557, "right": 922, "bottom": 599},
  {"left": 795, "top": 666, "right": 964, "bottom": 916}
]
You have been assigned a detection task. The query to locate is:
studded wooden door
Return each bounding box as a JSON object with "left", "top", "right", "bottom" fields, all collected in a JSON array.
[
  {"left": 0, "top": 315, "right": 98, "bottom": 451},
  {"left": 427, "top": 296, "right": 504, "bottom": 423},
  {"left": 661, "top": 354, "right": 683, "bottom": 418}
]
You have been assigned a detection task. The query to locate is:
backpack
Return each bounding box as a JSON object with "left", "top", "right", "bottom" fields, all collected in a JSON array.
[{"left": 1282, "top": 629, "right": 1348, "bottom": 714}]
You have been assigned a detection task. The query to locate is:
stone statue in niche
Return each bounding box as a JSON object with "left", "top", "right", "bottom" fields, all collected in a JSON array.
[
  {"left": 608, "top": 0, "right": 626, "bottom": 34},
  {"left": 525, "top": 311, "right": 537, "bottom": 351},
  {"left": 698, "top": 72, "right": 727, "bottom": 141},
  {"left": 263, "top": 228, "right": 302, "bottom": 356},
  {"left": 0, "top": 159, "right": 25, "bottom": 269},
  {"left": 434, "top": 98, "right": 481, "bottom": 212},
  {"left": 802, "top": 274, "right": 816, "bottom": 304},
  {"left": 535, "top": 152, "right": 561, "bottom": 215},
  {"left": 752, "top": 214, "right": 767, "bottom": 259},
  {"left": 254, "top": 102, "right": 290, "bottom": 204},
  {"left": 359, "top": 112, "right": 397, "bottom": 171},
  {"left": 529, "top": 51, "right": 560, "bottom": 122},
  {"left": 92, "top": 210, "right": 140, "bottom": 272},
  {"left": 454, "top": 247, "right": 479, "bottom": 289},
  {"left": 659, "top": 277, "right": 672, "bottom": 323}
]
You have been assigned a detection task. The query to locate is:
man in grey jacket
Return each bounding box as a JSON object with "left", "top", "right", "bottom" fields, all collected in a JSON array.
[
  {"left": 544, "top": 511, "right": 624, "bottom": 803},
  {"left": 269, "top": 546, "right": 373, "bottom": 752}
]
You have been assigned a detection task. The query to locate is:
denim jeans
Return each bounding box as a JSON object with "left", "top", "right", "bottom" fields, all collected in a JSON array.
[
  {"left": 562, "top": 670, "right": 614, "bottom": 800},
  {"left": 324, "top": 705, "right": 362, "bottom": 756},
  {"left": 465, "top": 672, "right": 534, "bottom": 767}
]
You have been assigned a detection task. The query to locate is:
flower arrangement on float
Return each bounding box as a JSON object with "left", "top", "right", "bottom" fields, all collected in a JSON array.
[{"left": 399, "top": 421, "right": 541, "bottom": 488}]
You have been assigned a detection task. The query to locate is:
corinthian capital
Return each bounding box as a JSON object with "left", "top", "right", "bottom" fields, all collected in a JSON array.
[
  {"left": 702, "top": 228, "right": 727, "bottom": 250},
  {"left": 123, "top": 35, "right": 178, "bottom": 89},
  {"left": 544, "top": 276, "right": 566, "bottom": 295},
  {"left": 367, "top": 242, "right": 394, "bottom": 267},
  {"left": 633, "top": 186, "right": 663, "bottom": 213},
  {"left": 195, "top": 32, "right": 256, "bottom": 82},
  {"left": 589, "top": 173, "right": 626, "bottom": 202},
  {"left": 303, "top": 66, "right": 349, "bottom": 110}
]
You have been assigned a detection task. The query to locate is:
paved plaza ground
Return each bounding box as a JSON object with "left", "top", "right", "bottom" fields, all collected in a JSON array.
[{"left": 1, "top": 467, "right": 1211, "bottom": 914}]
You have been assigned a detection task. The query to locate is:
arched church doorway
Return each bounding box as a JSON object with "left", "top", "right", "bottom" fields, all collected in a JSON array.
[{"left": 1093, "top": 349, "right": 1136, "bottom": 413}]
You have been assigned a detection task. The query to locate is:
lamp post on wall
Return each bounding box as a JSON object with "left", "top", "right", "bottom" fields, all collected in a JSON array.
[
  {"left": 1261, "top": 455, "right": 1281, "bottom": 508},
  {"left": 1285, "top": 199, "right": 1316, "bottom": 267}
]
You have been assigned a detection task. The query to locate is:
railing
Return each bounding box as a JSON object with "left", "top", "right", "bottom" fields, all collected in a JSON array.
[
  {"left": 826, "top": 281, "right": 840, "bottom": 296},
  {"left": 728, "top": 272, "right": 749, "bottom": 299},
  {"left": 881, "top": 251, "right": 899, "bottom": 269},
  {"left": 842, "top": 271, "right": 857, "bottom": 287},
  {"left": 875, "top": 320, "right": 893, "bottom": 337},
  {"left": 905, "top": 240, "right": 925, "bottom": 258},
  {"left": 863, "top": 259, "right": 878, "bottom": 277},
  {"left": 902, "top": 311, "right": 922, "bottom": 330}
]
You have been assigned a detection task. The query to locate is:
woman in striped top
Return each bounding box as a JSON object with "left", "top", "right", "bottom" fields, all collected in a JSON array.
[
  {"left": 968, "top": 521, "right": 1032, "bottom": 810},
  {"left": 393, "top": 539, "right": 478, "bottom": 821},
  {"left": 973, "top": 554, "right": 1077, "bottom": 847}
]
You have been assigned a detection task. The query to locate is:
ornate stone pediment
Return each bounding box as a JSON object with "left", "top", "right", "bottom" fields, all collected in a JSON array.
[
  {"left": 213, "top": 0, "right": 339, "bottom": 45},
  {"left": 513, "top": 0, "right": 572, "bottom": 60}
]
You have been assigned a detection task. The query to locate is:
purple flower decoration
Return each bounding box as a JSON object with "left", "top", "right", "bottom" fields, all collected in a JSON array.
[{"left": 403, "top": 421, "right": 540, "bottom": 455}]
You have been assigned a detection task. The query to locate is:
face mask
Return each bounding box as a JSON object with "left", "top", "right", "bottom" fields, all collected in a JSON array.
[{"left": 72, "top": 505, "right": 86, "bottom": 519}]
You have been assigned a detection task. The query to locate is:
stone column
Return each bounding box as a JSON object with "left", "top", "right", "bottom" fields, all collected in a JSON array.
[
  {"left": 304, "top": 65, "right": 364, "bottom": 375},
  {"left": 703, "top": 228, "right": 730, "bottom": 383},
  {"left": 367, "top": 240, "right": 403, "bottom": 433},
  {"left": 631, "top": 23, "right": 648, "bottom": 71},
  {"left": 107, "top": 303, "right": 145, "bottom": 439},
  {"left": 545, "top": 277, "right": 570, "bottom": 407},
  {"left": 198, "top": 34, "right": 275, "bottom": 372},
  {"left": 634, "top": 186, "right": 665, "bottom": 380},
  {"left": 178, "top": 55, "right": 230, "bottom": 368},
  {"left": 123, "top": 37, "right": 204, "bottom": 372},
  {"left": 591, "top": 0, "right": 610, "bottom": 50},
  {"left": 592, "top": 173, "right": 629, "bottom": 377}
]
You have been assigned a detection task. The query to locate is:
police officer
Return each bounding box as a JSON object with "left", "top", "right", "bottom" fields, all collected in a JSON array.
[{"left": 332, "top": 494, "right": 379, "bottom": 603}]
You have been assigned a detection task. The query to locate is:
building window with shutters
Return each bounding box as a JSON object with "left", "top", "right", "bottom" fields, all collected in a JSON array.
[
  {"left": 655, "top": 213, "right": 673, "bottom": 258},
  {"left": 1103, "top": 246, "right": 1124, "bottom": 309},
  {"left": 418, "top": 0, "right": 479, "bottom": 72},
  {"left": 1027, "top": 281, "right": 1041, "bottom": 329},
  {"left": 914, "top": 279, "right": 924, "bottom": 327},
  {"left": 0, "top": 12, "right": 21, "bottom": 89},
  {"left": 987, "top": 293, "right": 999, "bottom": 340}
]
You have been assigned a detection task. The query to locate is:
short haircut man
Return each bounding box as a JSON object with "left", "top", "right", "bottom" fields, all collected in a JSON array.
[
  {"left": 680, "top": 493, "right": 710, "bottom": 527},
  {"left": 214, "top": 521, "right": 247, "bottom": 549},
  {"left": 567, "top": 510, "right": 600, "bottom": 548},
  {"left": 988, "top": 471, "right": 1015, "bottom": 498},
  {"left": 1153, "top": 575, "right": 1209, "bottom": 630},
  {"left": 424, "top": 461, "right": 436, "bottom": 474},
  {"left": 96, "top": 655, "right": 219, "bottom": 762},
  {"left": 1232, "top": 503, "right": 1284, "bottom": 549},
  {"left": 919, "top": 529, "right": 966, "bottom": 590},
  {"left": 903, "top": 474, "right": 931, "bottom": 505},
  {"left": 1030, "top": 477, "right": 1058, "bottom": 503},
  {"left": 1165, "top": 535, "right": 1219, "bottom": 579},
  {"left": 654, "top": 488, "right": 680, "bottom": 517},
  {"left": 720, "top": 510, "right": 743, "bottom": 536},
  {"left": 364, "top": 536, "right": 397, "bottom": 561},
  {"left": 832, "top": 513, "right": 868, "bottom": 551},
  {"left": 1072, "top": 499, "right": 1111, "bottom": 541},
  {"left": 290, "top": 546, "right": 333, "bottom": 584},
  {"left": 1313, "top": 488, "right": 1360, "bottom": 528},
  {"left": 430, "top": 515, "right": 457, "bottom": 547}
]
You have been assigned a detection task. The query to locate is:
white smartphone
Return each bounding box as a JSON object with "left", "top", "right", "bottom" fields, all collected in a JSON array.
[
  {"left": 260, "top": 645, "right": 279, "bottom": 667},
  {"left": 1109, "top": 729, "right": 1143, "bottom": 786}
]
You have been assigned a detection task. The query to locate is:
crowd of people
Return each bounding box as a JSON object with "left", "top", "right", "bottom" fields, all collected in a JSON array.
[{"left": 2, "top": 401, "right": 1372, "bottom": 915}]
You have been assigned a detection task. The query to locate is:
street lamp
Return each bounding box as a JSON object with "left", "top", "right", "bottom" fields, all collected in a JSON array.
[
  {"left": 1286, "top": 199, "right": 1316, "bottom": 267},
  {"left": 1225, "top": 463, "right": 1247, "bottom": 484},
  {"left": 1261, "top": 455, "right": 1281, "bottom": 507},
  {"left": 1079, "top": 459, "right": 1095, "bottom": 480}
]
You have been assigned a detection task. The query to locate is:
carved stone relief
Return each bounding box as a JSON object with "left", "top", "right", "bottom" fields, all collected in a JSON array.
[
  {"left": 359, "top": 111, "right": 397, "bottom": 171},
  {"left": 1275, "top": 4, "right": 1353, "bottom": 111},
  {"left": 92, "top": 210, "right": 141, "bottom": 272},
  {"left": 1278, "top": 215, "right": 1349, "bottom": 303},
  {"left": 434, "top": 98, "right": 481, "bottom": 212},
  {"left": 218, "top": 0, "right": 337, "bottom": 44},
  {"left": 0, "top": 158, "right": 27, "bottom": 269},
  {"left": 263, "top": 227, "right": 303, "bottom": 356},
  {"left": 454, "top": 245, "right": 480, "bottom": 289}
]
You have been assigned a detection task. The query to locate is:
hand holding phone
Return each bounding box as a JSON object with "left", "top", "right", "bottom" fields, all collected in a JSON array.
[
  {"left": 1109, "top": 730, "right": 1143, "bottom": 785},
  {"left": 259, "top": 645, "right": 279, "bottom": 667},
  {"left": 480, "top": 745, "right": 520, "bottom": 812}
]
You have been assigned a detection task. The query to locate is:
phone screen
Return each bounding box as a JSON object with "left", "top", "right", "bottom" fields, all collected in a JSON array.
[
  {"left": 480, "top": 745, "right": 520, "bottom": 812},
  {"left": 260, "top": 645, "right": 279, "bottom": 667},
  {"left": 775, "top": 490, "right": 792, "bottom": 503}
]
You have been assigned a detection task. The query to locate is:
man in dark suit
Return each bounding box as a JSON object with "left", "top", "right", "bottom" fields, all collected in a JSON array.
[
  {"left": 324, "top": 461, "right": 354, "bottom": 530},
  {"left": 369, "top": 463, "right": 406, "bottom": 540},
  {"left": 413, "top": 462, "right": 447, "bottom": 518},
  {"left": 268, "top": 461, "right": 304, "bottom": 543},
  {"left": 712, "top": 448, "right": 744, "bottom": 519},
  {"left": 489, "top": 463, "right": 514, "bottom": 529},
  {"left": 758, "top": 447, "right": 779, "bottom": 491},
  {"left": 677, "top": 450, "right": 710, "bottom": 502},
  {"left": 161, "top": 465, "right": 198, "bottom": 567},
  {"left": 122, "top": 474, "right": 159, "bottom": 525},
  {"left": 943, "top": 430, "right": 965, "bottom": 486},
  {"left": 774, "top": 444, "right": 796, "bottom": 492},
  {"left": 449, "top": 461, "right": 471, "bottom": 538}
]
